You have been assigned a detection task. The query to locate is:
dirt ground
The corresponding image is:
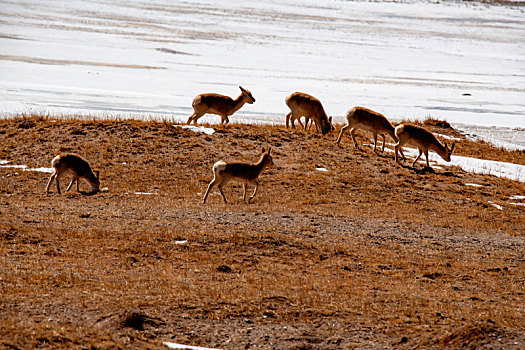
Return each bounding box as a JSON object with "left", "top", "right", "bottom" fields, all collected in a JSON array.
[{"left": 1, "top": 115, "right": 524, "bottom": 349}]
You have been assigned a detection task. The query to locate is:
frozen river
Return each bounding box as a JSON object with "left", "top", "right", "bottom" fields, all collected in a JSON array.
[{"left": 1, "top": 0, "right": 524, "bottom": 148}]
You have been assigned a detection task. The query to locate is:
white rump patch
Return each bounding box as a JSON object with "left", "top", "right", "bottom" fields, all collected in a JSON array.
[{"left": 213, "top": 161, "right": 227, "bottom": 172}]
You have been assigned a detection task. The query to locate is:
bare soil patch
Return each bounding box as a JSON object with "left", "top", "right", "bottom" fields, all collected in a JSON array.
[{"left": 1, "top": 116, "right": 524, "bottom": 349}]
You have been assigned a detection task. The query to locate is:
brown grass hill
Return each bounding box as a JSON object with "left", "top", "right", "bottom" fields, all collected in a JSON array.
[{"left": 1, "top": 115, "right": 524, "bottom": 349}]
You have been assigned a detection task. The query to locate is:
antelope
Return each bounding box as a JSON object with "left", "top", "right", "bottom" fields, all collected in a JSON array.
[
  {"left": 203, "top": 147, "right": 274, "bottom": 204},
  {"left": 336, "top": 106, "right": 397, "bottom": 153},
  {"left": 187, "top": 86, "right": 255, "bottom": 125},
  {"left": 394, "top": 124, "right": 455, "bottom": 168},
  {"left": 285, "top": 92, "right": 333, "bottom": 134},
  {"left": 45, "top": 153, "right": 100, "bottom": 194}
]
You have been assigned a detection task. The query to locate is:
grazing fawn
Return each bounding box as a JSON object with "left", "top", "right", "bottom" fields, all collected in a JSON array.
[
  {"left": 187, "top": 86, "right": 255, "bottom": 125},
  {"left": 203, "top": 147, "right": 274, "bottom": 204},
  {"left": 45, "top": 154, "right": 100, "bottom": 194},
  {"left": 336, "top": 106, "right": 397, "bottom": 153},
  {"left": 285, "top": 92, "right": 333, "bottom": 134},
  {"left": 394, "top": 124, "right": 455, "bottom": 168}
]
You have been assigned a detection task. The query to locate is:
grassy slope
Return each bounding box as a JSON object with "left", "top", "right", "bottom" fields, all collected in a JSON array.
[{"left": 0, "top": 116, "right": 524, "bottom": 349}]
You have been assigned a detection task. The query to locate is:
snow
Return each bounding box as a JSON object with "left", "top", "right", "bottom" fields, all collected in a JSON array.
[
  {"left": 0, "top": 0, "right": 524, "bottom": 149},
  {"left": 0, "top": 160, "right": 54, "bottom": 173},
  {"left": 164, "top": 342, "right": 221, "bottom": 350},
  {"left": 176, "top": 125, "right": 215, "bottom": 135},
  {"left": 510, "top": 195, "right": 525, "bottom": 200},
  {"left": 488, "top": 201, "right": 503, "bottom": 210},
  {"left": 316, "top": 167, "right": 329, "bottom": 172},
  {"left": 26, "top": 167, "right": 54, "bottom": 173},
  {"left": 395, "top": 148, "right": 525, "bottom": 182}
]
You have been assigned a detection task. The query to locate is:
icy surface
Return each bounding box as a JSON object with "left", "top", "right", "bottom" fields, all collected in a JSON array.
[
  {"left": 176, "top": 125, "right": 215, "bottom": 135},
  {"left": 0, "top": 0, "right": 524, "bottom": 148},
  {"left": 164, "top": 342, "right": 221, "bottom": 350},
  {"left": 396, "top": 148, "right": 525, "bottom": 182}
]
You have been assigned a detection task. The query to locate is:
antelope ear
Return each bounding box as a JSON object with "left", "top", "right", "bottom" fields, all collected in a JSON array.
[
  {"left": 268, "top": 146, "right": 272, "bottom": 154},
  {"left": 239, "top": 86, "right": 246, "bottom": 92},
  {"left": 261, "top": 147, "right": 266, "bottom": 154},
  {"left": 329, "top": 116, "right": 333, "bottom": 123},
  {"left": 451, "top": 142, "right": 456, "bottom": 152},
  {"left": 96, "top": 170, "right": 100, "bottom": 179}
]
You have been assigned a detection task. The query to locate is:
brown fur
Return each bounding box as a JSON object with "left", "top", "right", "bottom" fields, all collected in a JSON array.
[
  {"left": 395, "top": 123, "right": 455, "bottom": 168},
  {"left": 45, "top": 153, "right": 100, "bottom": 194},
  {"left": 285, "top": 92, "right": 333, "bottom": 134},
  {"left": 187, "top": 86, "right": 255, "bottom": 125},
  {"left": 203, "top": 148, "right": 274, "bottom": 204},
  {"left": 336, "top": 106, "right": 397, "bottom": 152}
]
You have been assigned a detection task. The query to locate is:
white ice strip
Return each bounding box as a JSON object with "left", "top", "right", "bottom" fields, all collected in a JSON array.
[
  {"left": 175, "top": 125, "right": 215, "bottom": 135},
  {"left": 25, "top": 167, "right": 54, "bottom": 173},
  {"left": 134, "top": 192, "right": 157, "bottom": 195},
  {"left": 398, "top": 147, "right": 525, "bottom": 183},
  {"left": 509, "top": 195, "right": 525, "bottom": 200},
  {"left": 164, "top": 342, "right": 221, "bottom": 350},
  {"left": 510, "top": 202, "right": 525, "bottom": 207},
  {"left": 0, "top": 160, "right": 9, "bottom": 165},
  {"left": 465, "top": 183, "right": 483, "bottom": 188},
  {"left": 488, "top": 201, "right": 503, "bottom": 210},
  {"left": 316, "top": 167, "right": 329, "bottom": 172},
  {"left": 0, "top": 163, "right": 54, "bottom": 173},
  {"left": 0, "top": 164, "right": 27, "bottom": 169}
]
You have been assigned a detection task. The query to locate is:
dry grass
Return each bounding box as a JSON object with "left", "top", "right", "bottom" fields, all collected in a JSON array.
[{"left": 1, "top": 115, "right": 524, "bottom": 349}]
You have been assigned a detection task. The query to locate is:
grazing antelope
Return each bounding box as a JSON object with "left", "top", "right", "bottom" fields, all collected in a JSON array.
[
  {"left": 187, "top": 86, "right": 255, "bottom": 125},
  {"left": 394, "top": 124, "right": 455, "bottom": 168},
  {"left": 45, "top": 154, "right": 100, "bottom": 194},
  {"left": 336, "top": 106, "right": 397, "bottom": 153},
  {"left": 203, "top": 147, "right": 274, "bottom": 204},
  {"left": 285, "top": 92, "right": 333, "bottom": 134}
]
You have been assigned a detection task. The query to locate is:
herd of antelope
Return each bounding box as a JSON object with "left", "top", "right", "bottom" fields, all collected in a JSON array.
[{"left": 45, "top": 86, "right": 455, "bottom": 203}]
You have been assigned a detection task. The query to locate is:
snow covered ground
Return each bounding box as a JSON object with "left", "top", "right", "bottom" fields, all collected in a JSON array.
[
  {"left": 392, "top": 147, "right": 525, "bottom": 182},
  {"left": 0, "top": 0, "right": 524, "bottom": 149}
]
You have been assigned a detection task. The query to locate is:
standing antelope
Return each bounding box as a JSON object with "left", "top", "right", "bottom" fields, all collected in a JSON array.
[
  {"left": 203, "top": 147, "right": 274, "bottom": 204},
  {"left": 394, "top": 124, "right": 455, "bottom": 169},
  {"left": 336, "top": 106, "right": 397, "bottom": 153},
  {"left": 285, "top": 92, "right": 333, "bottom": 134},
  {"left": 187, "top": 86, "right": 255, "bottom": 125},
  {"left": 45, "top": 154, "right": 100, "bottom": 194}
]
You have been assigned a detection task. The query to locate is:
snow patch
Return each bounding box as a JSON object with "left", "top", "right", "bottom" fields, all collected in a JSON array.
[
  {"left": 316, "top": 167, "right": 329, "bottom": 172},
  {"left": 26, "top": 167, "right": 54, "bottom": 173},
  {"left": 397, "top": 147, "right": 525, "bottom": 183},
  {"left": 0, "top": 161, "right": 54, "bottom": 173},
  {"left": 176, "top": 125, "right": 215, "bottom": 135},
  {"left": 164, "top": 342, "right": 221, "bottom": 350},
  {"left": 465, "top": 183, "right": 483, "bottom": 188},
  {"left": 488, "top": 201, "right": 503, "bottom": 210}
]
